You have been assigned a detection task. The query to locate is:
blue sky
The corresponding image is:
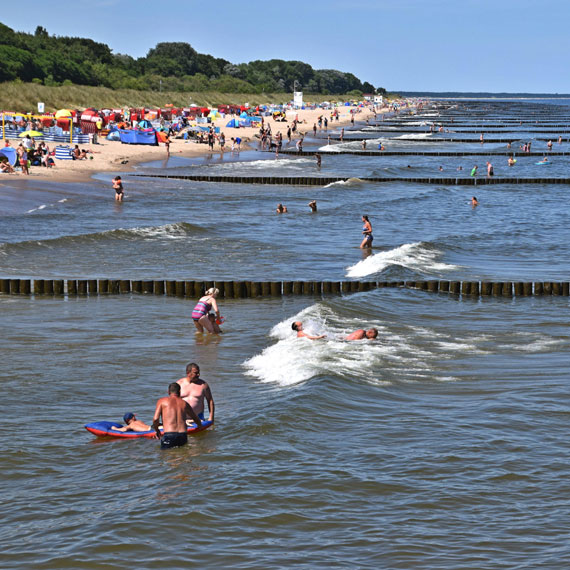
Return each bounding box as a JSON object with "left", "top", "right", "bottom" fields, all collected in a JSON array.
[{"left": 2, "top": 0, "right": 569, "bottom": 93}]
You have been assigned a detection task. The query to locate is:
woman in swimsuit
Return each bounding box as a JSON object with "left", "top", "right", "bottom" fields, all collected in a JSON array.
[
  {"left": 191, "top": 287, "right": 222, "bottom": 334},
  {"left": 360, "top": 215, "right": 373, "bottom": 249}
]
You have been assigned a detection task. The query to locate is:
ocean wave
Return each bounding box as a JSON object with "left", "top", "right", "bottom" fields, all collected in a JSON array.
[
  {"left": 323, "top": 177, "right": 363, "bottom": 188},
  {"left": 242, "top": 305, "right": 396, "bottom": 387},
  {"left": 395, "top": 133, "right": 433, "bottom": 140},
  {"left": 345, "top": 242, "right": 459, "bottom": 278},
  {"left": 1, "top": 222, "right": 207, "bottom": 250}
]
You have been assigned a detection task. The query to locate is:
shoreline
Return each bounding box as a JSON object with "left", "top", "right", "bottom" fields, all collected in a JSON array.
[{"left": 1, "top": 104, "right": 382, "bottom": 185}]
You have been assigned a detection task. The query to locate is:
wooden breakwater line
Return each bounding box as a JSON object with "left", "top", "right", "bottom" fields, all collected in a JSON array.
[
  {"left": 132, "top": 174, "right": 570, "bottom": 186},
  {"left": 280, "top": 149, "right": 570, "bottom": 157},
  {"left": 2, "top": 279, "right": 569, "bottom": 298},
  {"left": 320, "top": 136, "right": 570, "bottom": 143}
]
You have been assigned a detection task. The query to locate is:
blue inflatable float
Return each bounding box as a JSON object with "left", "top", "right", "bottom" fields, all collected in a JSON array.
[{"left": 85, "top": 420, "right": 212, "bottom": 438}]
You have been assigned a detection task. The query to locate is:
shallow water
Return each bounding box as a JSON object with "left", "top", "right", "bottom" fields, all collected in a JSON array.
[{"left": 1, "top": 100, "right": 570, "bottom": 569}]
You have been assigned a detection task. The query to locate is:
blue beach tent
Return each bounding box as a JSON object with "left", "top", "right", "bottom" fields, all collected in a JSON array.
[
  {"left": 225, "top": 119, "right": 240, "bottom": 128},
  {"left": 0, "top": 147, "right": 17, "bottom": 165},
  {"left": 119, "top": 129, "right": 158, "bottom": 145}
]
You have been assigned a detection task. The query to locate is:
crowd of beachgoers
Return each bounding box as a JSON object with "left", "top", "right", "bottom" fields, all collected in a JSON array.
[{"left": 0, "top": 99, "right": 406, "bottom": 182}]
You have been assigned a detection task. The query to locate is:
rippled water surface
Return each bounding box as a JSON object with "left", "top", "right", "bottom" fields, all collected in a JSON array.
[{"left": 1, "top": 100, "right": 570, "bottom": 569}]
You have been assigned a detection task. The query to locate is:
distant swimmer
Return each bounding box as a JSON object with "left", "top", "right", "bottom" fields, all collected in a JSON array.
[
  {"left": 457, "top": 166, "right": 463, "bottom": 171},
  {"left": 486, "top": 161, "right": 494, "bottom": 177},
  {"left": 111, "top": 412, "right": 153, "bottom": 433},
  {"left": 315, "top": 153, "right": 322, "bottom": 168},
  {"left": 470, "top": 165, "right": 478, "bottom": 177},
  {"left": 276, "top": 203, "right": 288, "bottom": 214},
  {"left": 346, "top": 328, "right": 378, "bottom": 341},
  {"left": 438, "top": 165, "right": 443, "bottom": 172},
  {"left": 547, "top": 140, "right": 553, "bottom": 151},
  {"left": 112, "top": 176, "right": 124, "bottom": 201},
  {"left": 308, "top": 200, "right": 317, "bottom": 213},
  {"left": 291, "top": 321, "right": 326, "bottom": 340},
  {"left": 361, "top": 140, "right": 367, "bottom": 150},
  {"left": 558, "top": 135, "right": 562, "bottom": 144},
  {"left": 360, "top": 215, "right": 373, "bottom": 249},
  {"left": 471, "top": 196, "right": 479, "bottom": 206},
  {"left": 480, "top": 133, "right": 484, "bottom": 143},
  {"left": 508, "top": 156, "right": 516, "bottom": 167}
]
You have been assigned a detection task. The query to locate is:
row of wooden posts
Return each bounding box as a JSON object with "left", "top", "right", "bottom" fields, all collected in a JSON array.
[
  {"left": 2, "top": 279, "right": 570, "bottom": 298},
  {"left": 136, "top": 174, "right": 570, "bottom": 186}
]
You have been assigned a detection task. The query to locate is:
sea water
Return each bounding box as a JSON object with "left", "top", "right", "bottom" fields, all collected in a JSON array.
[{"left": 1, "top": 99, "right": 569, "bottom": 569}]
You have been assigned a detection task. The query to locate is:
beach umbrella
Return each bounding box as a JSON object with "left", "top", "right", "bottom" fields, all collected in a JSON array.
[
  {"left": 18, "top": 130, "right": 43, "bottom": 137},
  {"left": 55, "top": 109, "right": 73, "bottom": 119}
]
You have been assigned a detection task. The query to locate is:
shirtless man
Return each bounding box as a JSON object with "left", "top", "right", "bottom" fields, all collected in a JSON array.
[
  {"left": 177, "top": 363, "right": 215, "bottom": 423},
  {"left": 112, "top": 412, "right": 153, "bottom": 433},
  {"left": 291, "top": 321, "right": 326, "bottom": 340},
  {"left": 346, "top": 328, "right": 378, "bottom": 341},
  {"left": 152, "top": 382, "right": 202, "bottom": 449}
]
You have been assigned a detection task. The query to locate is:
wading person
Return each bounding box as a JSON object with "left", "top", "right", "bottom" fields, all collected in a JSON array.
[
  {"left": 152, "top": 383, "right": 202, "bottom": 449},
  {"left": 360, "top": 215, "right": 373, "bottom": 249},
  {"left": 191, "top": 287, "right": 222, "bottom": 334},
  {"left": 177, "top": 362, "right": 215, "bottom": 423}
]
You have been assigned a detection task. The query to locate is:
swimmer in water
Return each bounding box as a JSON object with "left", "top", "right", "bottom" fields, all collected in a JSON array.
[
  {"left": 291, "top": 321, "right": 326, "bottom": 340},
  {"left": 308, "top": 200, "right": 317, "bottom": 213},
  {"left": 471, "top": 196, "right": 479, "bottom": 206},
  {"left": 276, "top": 203, "right": 288, "bottom": 213},
  {"left": 508, "top": 156, "right": 516, "bottom": 167},
  {"left": 346, "top": 328, "right": 378, "bottom": 341},
  {"left": 470, "top": 165, "right": 478, "bottom": 177}
]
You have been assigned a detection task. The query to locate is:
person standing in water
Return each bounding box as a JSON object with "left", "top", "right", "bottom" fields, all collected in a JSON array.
[
  {"left": 112, "top": 176, "right": 124, "bottom": 201},
  {"left": 191, "top": 287, "right": 222, "bottom": 334},
  {"left": 308, "top": 200, "right": 317, "bottom": 212},
  {"left": 360, "top": 215, "right": 373, "bottom": 248},
  {"left": 152, "top": 383, "right": 202, "bottom": 449}
]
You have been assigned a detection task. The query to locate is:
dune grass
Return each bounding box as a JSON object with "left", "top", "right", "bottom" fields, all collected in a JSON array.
[{"left": 0, "top": 82, "right": 345, "bottom": 112}]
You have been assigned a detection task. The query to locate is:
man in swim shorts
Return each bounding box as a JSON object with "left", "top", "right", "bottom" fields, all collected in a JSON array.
[
  {"left": 346, "top": 328, "right": 378, "bottom": 341},
  {"left": 177, "top": 362, "right": 215, "bottom": 423},
  {"left": 152, "top": 382, "right": 202, "bottom": 449},
  {"left": 111, "top": 412, "right": 153, "bottom": 433}
]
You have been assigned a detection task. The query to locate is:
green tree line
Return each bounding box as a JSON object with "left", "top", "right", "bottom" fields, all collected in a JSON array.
[{"left": 0, "top": 23, "right": 379, "bottom": 95}]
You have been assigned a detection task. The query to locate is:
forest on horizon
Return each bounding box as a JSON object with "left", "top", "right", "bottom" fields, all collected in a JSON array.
[{"left": 0, "top": 23, "right": 382, "bottom": 96}]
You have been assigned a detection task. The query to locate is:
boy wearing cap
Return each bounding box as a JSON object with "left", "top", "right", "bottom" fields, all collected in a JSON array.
[{"left": 111, "top": 412, "right": 152, "bottom": 432}]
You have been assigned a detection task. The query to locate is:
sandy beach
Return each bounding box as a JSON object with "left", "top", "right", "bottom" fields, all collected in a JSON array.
[{"left": 1, "top": 104, "right": 380, "bottom": 184}]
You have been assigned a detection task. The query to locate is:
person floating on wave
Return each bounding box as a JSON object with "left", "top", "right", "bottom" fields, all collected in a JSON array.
[
  {"left": 291, "top": 321, "right": 326, "bottom": 340},
  {"left": 360, "top": 215, "right": 373, "bottom": 249},
  {"left": 346, "top": 328, "right": 378, "bottom": 341}
]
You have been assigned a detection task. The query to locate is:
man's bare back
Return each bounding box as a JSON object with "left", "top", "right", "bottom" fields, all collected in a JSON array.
[{"left": 152, "top": 383, "right": 202, "bottom": 439}]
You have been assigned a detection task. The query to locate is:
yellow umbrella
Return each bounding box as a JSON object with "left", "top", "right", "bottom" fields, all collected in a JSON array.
[
  {"left": 19, "top": 130, "right": 43, "bottom": 137},
  {"left": 55, "top": 109, "right": 72, "bottom": 119}
]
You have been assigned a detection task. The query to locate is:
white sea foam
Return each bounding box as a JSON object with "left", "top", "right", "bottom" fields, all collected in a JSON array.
[
  {"left": 395, "top": 133, "right": 433, "bottom": 140},
  {"left": 57, "top": 198, "right": 68, "bottom": 203},
  {"left": 26, "top": 204, "right": 47, "bottom": 213},
  {"left": 323, "top": 177, "right": 362, "bottom": 188},
  {"left": 345, "top": 242, "right": 459, "bottom": 278},
  {"left": 124, "top": 222, "right": 202, "bottom": 240},
  {"left": 242, "top": 305, "right": 395, "bottom": 387}
]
